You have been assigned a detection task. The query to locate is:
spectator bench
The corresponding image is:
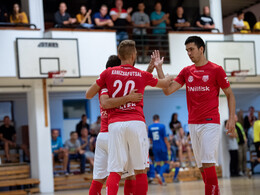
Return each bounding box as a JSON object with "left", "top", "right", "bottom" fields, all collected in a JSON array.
[{"left": 0, "top": 163, "right": 39, "bottom": 194}]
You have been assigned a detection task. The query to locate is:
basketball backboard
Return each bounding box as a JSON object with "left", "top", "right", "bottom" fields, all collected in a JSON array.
[{"left": 16, "top": 38, "right": 80, "bottom": 79}]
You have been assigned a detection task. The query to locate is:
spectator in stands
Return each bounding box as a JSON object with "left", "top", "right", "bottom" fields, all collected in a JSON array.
[
  {"left": 76, "top": 5, "right": 93, "bottom": 28},
  {"left": 150, "top": 2, "right": 170, "bottom": 34},
  {"left": 65, "top": 131, "right": 86, "bottom": 174},
  {"left": 176, "top": 128, "right": 195, "bottom": 167},
  {"left": 90, "top": 116, "right": 101, "bottom": 136},
  {"left": 169, "top": 113, "right": 182, "bottom": 135},
  {"left": 196, "top": 6, "right": 215, "bottom": 30},
  {"left": 237, "top": 109, "right": 244, "bottom": 127},
  {"left": 172, "top": 6, "right": 190, "bottom": 30},
  {"left": 54, "top": 2, "right": 76, "bottom": 28},
  {"left": 224, "top": 120, "right": 239, "bottom": 176},
  {"left": 51, "top": 129, "right": 69, "bottom": 176},
  {"left": 235, "top": 114, "right": 247, "bottom": 176},
  {"left": 110, "top": 0, "right": 132, "bottom": 45},
  {"left": 76, "top": 114, "right": 90, "bottom": 137},
  {"left": 0, "top": 4, "right": 8, "bottom": 22},
  {"left": 244, "top": 106, "right": 257, "bottom": 133},
  {"left": 253, "top": 17, "right": 260, "bottom": 31},
  {"left": 0, "top": 116, "right": 29, "bottom": 163},
  {"left": 79, "top": 128, "right": 95, "bottom": 168},
  {"left": 131, "top": 2, "right": 150, "bottom": 62},
  {"left": 231, "top": 11, "right": 247, "bottom": 33},
  {"left": 93, "top": 4, "right": 114, "bottom": 27},
  {"left": 253, "top": 112, "right": 260, "bottom": 168},
  {"left": 10, "top": 3, "right": 28, "bottom": 24}
]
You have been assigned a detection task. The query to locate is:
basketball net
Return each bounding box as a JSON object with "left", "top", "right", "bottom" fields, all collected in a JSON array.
[
  {"left": 48, "top": 70, "right": 67, "bottom": 85},
  {"left": 231, "top": 70, "right": 249, "bottom": 82}
]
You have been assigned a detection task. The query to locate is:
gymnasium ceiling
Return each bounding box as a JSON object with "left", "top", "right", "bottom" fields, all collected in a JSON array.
[{"left": 221, "top": 0, "right": 260, "bottom": 17}]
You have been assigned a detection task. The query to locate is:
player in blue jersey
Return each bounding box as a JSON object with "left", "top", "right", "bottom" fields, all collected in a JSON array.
[{"left": 148, "top": 114, "right": 171, "bottom": 184}]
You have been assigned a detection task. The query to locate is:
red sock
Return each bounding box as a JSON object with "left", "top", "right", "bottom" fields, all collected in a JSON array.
[
  {"left": 106, "top": 172, "right": 121, "bottom": 195},
  {"left": 135, "top": 174, "right": 148, "bottom": 195},
  {"left": 124, "top": 179, "right": 136, "bottom": 195},
  {"left": 204, "top": 166, "right": 219, "bottom": 195},
  {"left": 89, "top": 180, "right": 103, "bottom": 195},
  {"left": 201, "top": 171, "right": 207, "bottom": 184}
]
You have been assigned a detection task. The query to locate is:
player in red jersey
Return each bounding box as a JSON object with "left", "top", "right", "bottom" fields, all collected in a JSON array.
[
  {"left": 93, "top": 40, "right": 172, "bottom": 195},
  {"left": 86, "top": 55, "right": 143, "bottom": 195},
  {"left": 154, "top": 36, "right": 236, "bottom": 195}
]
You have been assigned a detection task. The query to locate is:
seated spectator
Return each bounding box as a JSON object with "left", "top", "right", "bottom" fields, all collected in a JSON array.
[
  {"left": 51, "top": 129, "right": 69, "bottom": 176},
  {"left": 79, "top": 128, "right": 95, "bottom": 168},
  {"left": 90, "top": 116, "right": 101, "bottom": 136},
  {"left": 76, "top": 5, "right": 92, "bottom": 27},
  {"left": 0, "top": 5, "right": 8, "bottom": 22},
  {"left": 76, "top": 114, "right": 89, "bottom": 137},
  {"left": 172, "top": 6, "right": 190, "bottom": 30},
  {"left": 196, "top": 6, "right": 215, "bottom": 30},
  {"left": 253, "top": 17, "right": 260, "bottom": 31},
  {"left": 110, "top": 0, "right": 132, "bottom": 45},
  {"left": 10, "top": 3, "right": 28, "bottom": 24},
  {"left": 176, "top": 128, "right": 195, "bottom": 167},
  {"left": 131, "top": 2, "right": 150, "bottom": 62},
  {"left": 65, "top": 131, "right": 86, "bottom": 174},
  {"left": 93, "top": 4, "right": 114, "bottom": 27},
  {"left": 150, "top": 2, "right": 170, "bottom": 34},
  {"left": 224, "top": 120, "right": 239, "bottom": 176},
  {"left": 0, "top": 116, "right": 29, "bottom": 163},
  {"left": 54, "top": 2, "right": 76, "bottom": 28},
  {"left": 231, "top": 11, "right": 247, "bottom": 33}
]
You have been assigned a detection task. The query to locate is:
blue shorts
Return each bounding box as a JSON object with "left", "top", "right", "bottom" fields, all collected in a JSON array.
[{"left": 153, "top": 149, "right": 168, "bottom": 162}]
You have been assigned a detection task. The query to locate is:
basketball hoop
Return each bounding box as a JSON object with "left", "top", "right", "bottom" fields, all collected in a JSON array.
[
  {"left": 231, "top": 70, "right": 249, "bottom": 82},
  {"left": 48, "top": 70, "right": 67, "bottom": 85}
]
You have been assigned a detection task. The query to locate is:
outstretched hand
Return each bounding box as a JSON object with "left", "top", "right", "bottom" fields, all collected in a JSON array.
[
  {"left": 152, "top": 50, "right": 164, "bottom": 69},
  {"left": 128, "top": 89, "right": 143, "bottom": 102}
]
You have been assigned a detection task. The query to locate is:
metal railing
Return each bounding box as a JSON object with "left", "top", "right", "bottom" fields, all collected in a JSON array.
[{"left": 0, "top": 22, "right": 37, "bottom": 29}]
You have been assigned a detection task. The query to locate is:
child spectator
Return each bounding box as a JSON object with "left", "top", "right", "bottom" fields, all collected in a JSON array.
[
  {"left": 10, "top": 3, "right": 28, "bottom": 24},
  {"left": 93, "top": 5, "right": 114, "bottom": 27},
  {"left": 65, "top": 131, "right": 86, "bottom": 174},
  {"left": 51, "top": 129, "right": 69, "bottom": 176}
]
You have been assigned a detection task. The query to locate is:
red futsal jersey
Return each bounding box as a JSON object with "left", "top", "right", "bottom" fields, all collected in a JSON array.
[
  {"left": 96, "top": 64, "right": 158, "bottom": 124},
  {"left": 174, "top": 61, "right": 230, "bottom": 124},
  {"left": 99, "top": 87, "right": 109, "bottom": 133}
]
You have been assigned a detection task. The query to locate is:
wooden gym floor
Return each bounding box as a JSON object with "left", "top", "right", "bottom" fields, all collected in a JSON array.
[{"left": 36, "top": 176, "right": 260, "bottom": 195}]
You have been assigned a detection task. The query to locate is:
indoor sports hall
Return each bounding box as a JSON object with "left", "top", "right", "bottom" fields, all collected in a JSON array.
[{"left": 0, "top": 0, "right": 260, "bottom": 194}]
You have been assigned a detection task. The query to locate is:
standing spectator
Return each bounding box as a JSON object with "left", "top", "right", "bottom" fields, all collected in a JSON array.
[
  {"left": 235, "top": 114, "right": 247, "bottom": 176},
  {"left": 172, "top": 6, "right": 190, "bottom": 30},
  {"left": 252, "top": 112, "right": 260, "bottom": 168},
  {"left": 224, "top": 120, "right": 239, "bottom": 176},
  {"left": 90, "top": 116, "right": 101, "bottom": 136},
  {"left": 110, "top": 0, "right": 133, "bottom": 45},
  {"left": 93, "top": 4, "right": 114, "bottom": 27},
  {"left": 148, "top": 114, "right": 171, "bottom": 185},
  {"left": 196, "top": 6, "right": 215, "bottom": 30},
  {"left": 65, "top": 131, "right": 86, "bottom": 174},
  {"left": 231, "top": 11, "right": 247, "bottom": 33},
  {"left": 51, "top": 129, "right": 69, "bottom": 175},
  {"left": 131, "top": 2, "right": 150, "bottom": 62},
  {"left": 0, "top": 4, "right": 8, "bottom": 22},
  {"left": 237, "top": 109, "right": 244, "bottom": 127},
  {"left": 10, "top": 3, "right": 28, "bottom": 24},
  {"left": 54, "top": 2, "right": 76, "bottom": 28},
  {"left": 150, "top": 2, "right": 170, "bottom": 34},
  {"left": 0, "top": 116, "right": 29, "bottom": 163},
  {"left": 76, "top": 5, "right": 93, "bottom": 28},
  {"left": 169, "top": 113, "right": 182, "bottom": 135},
  {"left": 79, "top": 128, "right": 95, "bottom": 168},
  {"left": 76, "top": 114, "right": 90, "bottom": 137},
  {"left": 244, "top": 106, "right": 257, "bottom": 133}
]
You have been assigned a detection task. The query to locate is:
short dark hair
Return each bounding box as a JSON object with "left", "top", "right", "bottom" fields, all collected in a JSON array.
[
  {"left": 153, "top": 114, "right": 160, "bottom": 121},
  {"left": 185, "top": 36, "right": 205, "bottom": 53},
  {"left": 70, "top": 131, "right": 77, "bottom": 136},
  {"left": 236, "top": 10, "right": 243, "bottom": 17},
  {"left": 106, "top": 55, "right": 121, "bottom": 69},
  {"left": 81, "top": 114, "right": 86, "bottom": 119},
  {"left": 3, "top": 116, "right": 9, "bottom": 120}
]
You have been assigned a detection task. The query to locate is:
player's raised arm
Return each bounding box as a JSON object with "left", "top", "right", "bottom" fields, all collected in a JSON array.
[
  {"left": 222, "top": 86, "right": 236, "bottom": 135},
  {"left": 100, "top": 89, "right": 143, "bottom": 109},
  {"left": 85, "top": 82, "right": 101, "bottom": 99}
]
